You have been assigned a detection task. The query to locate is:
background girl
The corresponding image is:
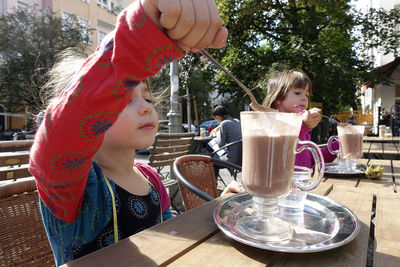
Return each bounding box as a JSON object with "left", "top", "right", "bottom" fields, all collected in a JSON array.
[{"left": 262, "top": 70, "right": 339, "bottom": 168}]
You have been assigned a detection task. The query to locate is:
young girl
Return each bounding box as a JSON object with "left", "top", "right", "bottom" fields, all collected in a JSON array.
[
  {"left": 262, "top": 70, "right": 339, "bottom": 168},
  {"left": 29, "top": 0, "right": 235, "bottom": 265}
]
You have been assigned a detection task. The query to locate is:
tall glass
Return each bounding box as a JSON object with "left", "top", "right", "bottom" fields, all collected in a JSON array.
[
  {"left": 238, "top": 112, "right": 325, "bottom": 242},
  {"left": 328, "top": 125, "right": 365, "bottom": 172}
]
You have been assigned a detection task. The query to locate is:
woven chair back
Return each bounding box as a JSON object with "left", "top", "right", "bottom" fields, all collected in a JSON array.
[
  {"left": 174, "top": 155, "right": 219, "bottom": 211},
  {"left": 0, "top": 178, "right": 55, "bottom": 267}
]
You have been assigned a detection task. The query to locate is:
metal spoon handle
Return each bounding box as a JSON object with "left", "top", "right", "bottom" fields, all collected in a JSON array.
[{"left": 199, "top": 50, "right": 273, "bottom": 112}]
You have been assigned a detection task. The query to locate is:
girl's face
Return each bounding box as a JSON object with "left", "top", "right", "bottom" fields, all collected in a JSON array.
[
  {"left": 102, "top": 82, "right": 158, "bottom": 149},
  {"left": 275, "top": 87, "right": 309, "bottom": 113}
]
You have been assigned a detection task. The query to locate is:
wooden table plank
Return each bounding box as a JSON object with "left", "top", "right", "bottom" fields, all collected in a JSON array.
[
  {"left": 357, "top": 159, "right": 396, "bottom": 190},
  {"left": 374, "top": 187, "right": 400, "bottom": 267},
  {"left": 310, "top": 182, "right": 333, "bottom": 196},
  {"left": 322, "top": 177, "right": 360, "bottom": 187},
  {"left": 363, "top": 142, "right": 400, "bottom": 160},
  {"left": 63, "top": 196, "right": 223, "bottom": 267},
  {"left": 325, "top": 186, "right": 373, "bottom": 267},
  {"left": 363, "top": 136, "right": 400, "bottom": 143},
  {"left": 168, "top": 185, "right": 373, "bottom": 267}
]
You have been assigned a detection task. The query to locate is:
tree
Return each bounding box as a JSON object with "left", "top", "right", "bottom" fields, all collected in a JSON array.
[
  {"left": 207, "top": 0, "right": 400, "bottom": 114},
  {"left": 0, "top": 7, "right": 89, "bottom": 114}
]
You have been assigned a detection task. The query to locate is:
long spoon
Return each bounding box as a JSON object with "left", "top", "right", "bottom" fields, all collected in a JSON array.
[
  {"left": 294, "top": 105, "right": 349, "bottom": 126},
  {"left": 199, "top": 50, "right": 275, "bottom": 112}
]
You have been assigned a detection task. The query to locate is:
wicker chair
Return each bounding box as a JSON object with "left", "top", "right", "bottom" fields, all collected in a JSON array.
[
  {"left": 0, "top": 178, "right": 55, "bottom": 267},
  {"left": 173, "top": 154, "right": 242, "bottom": 211}
]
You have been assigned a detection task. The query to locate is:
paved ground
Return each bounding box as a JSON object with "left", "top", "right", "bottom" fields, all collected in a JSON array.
[{"left": 135, "top": 153, "right": 242, "bottom": 214}]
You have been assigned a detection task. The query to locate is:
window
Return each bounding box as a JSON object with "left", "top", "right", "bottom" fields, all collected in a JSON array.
[
  {"left": 396, "top": 5, "right": 400, "bottom": 33},
  {"left": 62, "top": 10, "right": 76, "bottom": 39},
  {"left": 62, "top": 10, "right": 75, "bottom": 28},
  {"left": 17, "top": 1, "right": 29, "bottom": 12},
  {"left": 98, "top": 30, "right": 107, "bottom": 45},
  {"left": 81, "top": 0, "right": 90, "bottom": 3},
  {"left": 97, "top": 19, "right": 114, "bottom": 44},
  {"left": 97, "top": 0, "right": 108, "bottom": 9},
  {"left": 78, "top": 17, "right": 91, "bottom": 45}
]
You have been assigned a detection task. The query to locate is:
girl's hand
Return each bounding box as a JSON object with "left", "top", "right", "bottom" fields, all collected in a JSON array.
[
  {"left": 302, "top": 108, "right": 321, "bottom": 129},
  {"left": 141, "top": 0, "right": 228, "bottom": 51},
  {"left": 221, "top": 181, "right": 245, "bottom": 196}
]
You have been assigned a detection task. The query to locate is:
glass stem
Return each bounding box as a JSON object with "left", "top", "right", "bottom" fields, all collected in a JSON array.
[{"left": 253, "top": 196, "right": 278, "bottom": 217}]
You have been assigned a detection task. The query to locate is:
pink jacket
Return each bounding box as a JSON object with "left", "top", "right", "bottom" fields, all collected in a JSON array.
[{"left": 295, "top": 123, "right": 339, "bottom": 168}]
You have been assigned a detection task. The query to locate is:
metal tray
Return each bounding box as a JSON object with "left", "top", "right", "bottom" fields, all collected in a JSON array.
[
  {"left": 324, "top": 162, "right": 366, "bottom": 177},
  {"left": 213, "top": 193, "right": 359, "bottom": 253}
]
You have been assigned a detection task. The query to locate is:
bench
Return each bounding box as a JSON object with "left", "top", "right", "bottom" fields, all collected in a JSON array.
[
  {"left": 148, "top": 132, "right": 195, "bottom": 213},
  {"left": 0, "top": 140, "right": 33, "bottom": 182}
]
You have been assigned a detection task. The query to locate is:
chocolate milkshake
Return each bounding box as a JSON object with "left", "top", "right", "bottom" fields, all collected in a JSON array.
[
  {"left": 339, "top": 133, "right": 363, "bottom": 159},
  {"left": 242, "top": 134, "right": 298, "bottom": 199}
]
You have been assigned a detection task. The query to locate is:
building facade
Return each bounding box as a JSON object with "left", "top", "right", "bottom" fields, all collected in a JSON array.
[
  {"left": 52, "top": 0, "right": 134, "bottom": 52},
  {"left": 1, "top": 0, "right": 133, "bottom": 53},
  {"left": 0, "top": 0, "right": 133, "bottom": 137},
  {"left": 355, "top": 0, "right": 400, "bottom": 133}
]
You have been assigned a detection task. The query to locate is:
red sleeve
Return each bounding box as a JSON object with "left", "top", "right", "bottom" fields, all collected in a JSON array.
[
  {"left": 29, "top": 1, "right": 183, "bottom": 222},
  {"left": 134, "top": 163, "right": 171, "bottom": 212}
]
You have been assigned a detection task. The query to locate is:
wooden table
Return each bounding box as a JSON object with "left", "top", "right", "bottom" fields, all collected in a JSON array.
[
  {"left": 62, "top": 173, "right": 400, "bottom": 267},
  {"left": 363, "top": 136, "right": 400, "bottom": 143},
  {"left": 360, "top": 141, "right": 399, "bottom": 192},
  {"left": 363, "top": 137, "right": 400, "bottom": 160}
]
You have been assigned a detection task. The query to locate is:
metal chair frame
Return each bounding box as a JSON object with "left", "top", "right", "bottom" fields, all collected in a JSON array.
[
  {"left": 173, "top": 155, "right": 242, "bottom": 210},
  {"left": 210, "top": 139, "right": 242, "bottom": 183}
]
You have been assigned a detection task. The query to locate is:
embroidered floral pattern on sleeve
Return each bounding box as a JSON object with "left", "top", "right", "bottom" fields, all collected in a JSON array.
[
  {"left": 98, "top": 38, "right": 114, "bottom": 67},
  {"left": 78, "top": 112, "right": 119, "bottom": 141},
  {"left": 145, "top": 44, "right": 183, "bottom": 73},
  {"left": 112, "top": 76, "right": 140, "bottom": 100},
  {"left": 50, "top": 149, "right": 96, "bottom": 175}
]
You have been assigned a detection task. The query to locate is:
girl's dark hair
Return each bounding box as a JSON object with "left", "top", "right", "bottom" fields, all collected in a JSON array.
[{"left": 212, "top": 105, "right": 228, "bottom": 118}]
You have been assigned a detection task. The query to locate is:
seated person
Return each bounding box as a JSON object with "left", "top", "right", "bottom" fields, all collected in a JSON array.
[
  {"left": 210, "top": 105, "right": 242, "bottom": 177},
  {"left": 347, "top": 116, "right": 357, "bottom": 125}
]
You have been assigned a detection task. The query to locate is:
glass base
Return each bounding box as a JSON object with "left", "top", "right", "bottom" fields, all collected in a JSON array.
[
  {"left": 236, "top": 216, "right": 293, "bottom": 242},
  {"left": 337, "top": 159, "right": 357, "bottom": 173},
  {"left": 236, "top": 196, "right": 293, "bottom": 242}
]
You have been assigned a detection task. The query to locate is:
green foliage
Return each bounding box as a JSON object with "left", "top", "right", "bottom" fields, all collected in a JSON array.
[
  {"left": 179, "top": 54, "right": 215, "bottom": 123},
  {"left": 0, "top": 7, "right": 89, "bottom": 113},
  {"left": 206, "top": 0, "right": 400, "bottom": 114}
]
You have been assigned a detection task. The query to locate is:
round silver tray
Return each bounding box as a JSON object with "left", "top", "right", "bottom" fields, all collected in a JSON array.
[
  {"left": 213, "top": 193, "right": 360, "bottom": 253},
  {"left": 324, "top": 162, "right": 366, "bottom": 177}
]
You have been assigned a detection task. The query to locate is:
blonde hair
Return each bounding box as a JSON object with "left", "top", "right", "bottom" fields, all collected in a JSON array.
[
  {"left": 262, "top": 70, "right": 312, "bottom": 109},
  {"left": 40, "top": 48, "right": 87, "bottom": 108},
  {"left": 41, "top": 48, "right": 154, "bottom": 108}
]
